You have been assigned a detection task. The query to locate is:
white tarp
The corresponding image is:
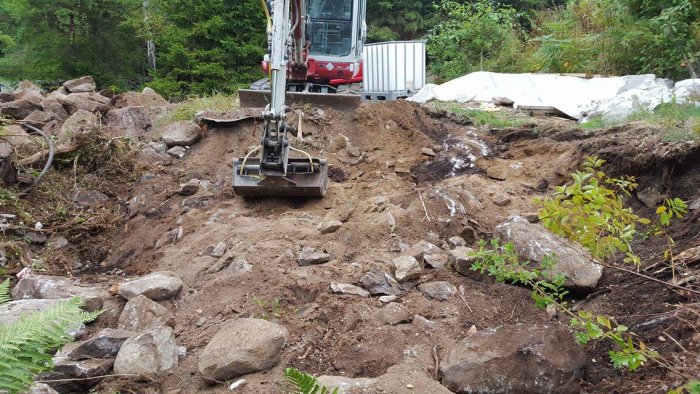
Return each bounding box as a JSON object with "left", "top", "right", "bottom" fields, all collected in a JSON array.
[{"left": 409, "top": 72, "right": 699, "bottom": 122}]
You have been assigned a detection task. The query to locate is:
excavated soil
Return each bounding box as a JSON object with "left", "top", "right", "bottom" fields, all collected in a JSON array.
[{"left": 9, "top": 100, "right": 700, "bottom": 393}]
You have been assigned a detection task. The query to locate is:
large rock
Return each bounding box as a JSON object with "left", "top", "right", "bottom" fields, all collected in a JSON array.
[
  {"left": 117, "top": 271, "right": 183, "bottom": 301},
  {"left": 495, "top": 215, "right": 603, "bottom": 290},
  {"left": 114, "top": 88, "right": 169, "bottom": 109},
  {"left": 113, "top": 326, "right": 179, "bottom": 376},
  {"left": 162, "top": 121, "right": 201, "bottom": 147},
  {"left": 331, "top": 283, "right": 370, "bottom": 298},
  {"left": 375, "top": 302, "right": 412, "bottom": 326},
  {"left": 39, "top": 356, "right": 113, "bottom": 393},
  {"left": 0, "top": 99, "right": 42, "bottom": 119},
  {"left": 0, "top": 298, "right": 67, "bottom": 325},
  {"left": 60, "top": 109, "right": 99, "bottom": 141},
  {"left": 402, "top": 240, "right": 441, "bottom": 263},
  {"left": 14, "top": 80, "right": 43, "bottom": 94},
  {"left": 63, "top": 76, "right": 97, "bottom": 93},
  {"left": 41, "top": 97, "right": 69, "bottom": 119},
  {"left": 15, "top": 90, "right": 44, "bottom": 106},
  {"left": 318, "top": 363, "right": 453, "bottom": 393},
  {"left": 359, "top": 269, "right": 400, "bottom": 296},
  {"left": 117, "top": 295, "right": 175, "bottom": 331},
  {"left": 418, "top": 281, "right": 456, "bottom": 301},
  {"left": 58, "top": 92, "right": 111, "bottom": 114},
  {"left": 11, "top": 275, "right": 106, "bottom": 312},
  {"left": 440, "top": 324, "right": 585, "bottom": 394},
  {"left": 298, "top": 246, "right": 331, "bottom": 266},
  {"left": 23, "top": 110, "right": 57, "bottom": 127},
  {"left": 391, "top": 256, "right": 422, "bottom": 283},
  {"left": 198, "top": 318, "right": 288, "bottom": 382},
  {"left": 68, "top": 328, "right": 134, "bottom": 360},
  {"left": 106, "top": 106, "right": 152, "bottom": 137}
]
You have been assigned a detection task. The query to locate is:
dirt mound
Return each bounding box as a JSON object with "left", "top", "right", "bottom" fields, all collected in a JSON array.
[{"left": 3, "top": 98, "right": 699, "bottom": 393}]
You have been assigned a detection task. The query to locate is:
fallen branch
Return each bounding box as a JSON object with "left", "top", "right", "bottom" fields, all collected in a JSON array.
[
  {"left": 600, "top": 261, "right": 700, "bottom": 297},
  {"left": 18, "top": 143, "right": 78, "bottom": 166},
  {"left": 418, "top": 191, "right": 431, "bottom": 222}
]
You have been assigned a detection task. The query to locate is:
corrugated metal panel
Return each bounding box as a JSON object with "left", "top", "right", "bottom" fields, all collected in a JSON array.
[{"left": 363, "top": 41, "right": 425, "bottom": 96}]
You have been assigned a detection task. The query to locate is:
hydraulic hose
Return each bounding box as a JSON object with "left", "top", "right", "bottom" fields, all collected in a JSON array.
[{"left": 18, "top": 123, "right": 55, "bottom": 197}]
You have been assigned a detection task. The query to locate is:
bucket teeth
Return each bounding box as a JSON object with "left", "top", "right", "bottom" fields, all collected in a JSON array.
[{"left": 232, "top": 158, "right": 328, "bottom": 198}]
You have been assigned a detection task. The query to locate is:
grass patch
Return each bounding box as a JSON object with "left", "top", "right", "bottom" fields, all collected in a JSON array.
[
  {"left": 158, "top": 93, "right": 239, "bottom": 125},
  {"left": 581, "top": 103, "right": 700, "bottom": 141},
  {"left": 435, "top": 102, "right": 527, "bottom": 128}
]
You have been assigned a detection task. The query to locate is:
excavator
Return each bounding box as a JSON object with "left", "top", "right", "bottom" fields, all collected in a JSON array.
[{"left": 232, "top": 0, "right": 367, "bottom": 198}]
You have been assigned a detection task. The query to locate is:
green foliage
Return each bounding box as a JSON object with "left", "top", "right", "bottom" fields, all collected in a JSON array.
[
  {"left": 137, "top": 0, "right": 266, "bottom": 98},
  {"left": 469, "top": 243, "right": 657, "bottom": 373},
  {"left": 535, "top": 157, "right": 648, "bottom": 264},
  {"left": 670, "top": 381, "right": 700, "bottom": 394},
  {"left": 570, "top": 310, "right": 656, "bottom": 372},
  {"left": 435, "top": 103, "right": 528, "bottom": 128},
  {"left": 427, "top": 0, "right": 526, "bottom": 81},
  {"left": 470, "top": 239, "right": 568, "bottom": 308},
  {"left": 284, "top": 367, "right": 338, "bottom": 394},
  {"left": 0, "top": 279, "right": 101, "bottom": 393},
  {"left": 159, "top": 93, "right": 238, "bottom": 124},
  {"left": 366, "top": 0, "right": 437, "bottom": 42},
  {"left": 581, "top": 103, "right": 700, "bottom": 136}
]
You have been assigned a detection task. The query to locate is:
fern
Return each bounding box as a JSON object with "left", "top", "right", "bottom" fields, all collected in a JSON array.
[
  {"left": 0, "top": 279, "right": 101, "bottom": 394},
  {"left": 0, "top": 280, "right": 9, "bottom": 305},
  {"left": 284, "top": 368, "right": 338, "bottom": 394}
]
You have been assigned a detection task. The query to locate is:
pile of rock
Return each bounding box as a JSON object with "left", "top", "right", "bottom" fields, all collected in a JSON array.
[
  {"left": 0, "top": 271, "right": 184, "bottom": 393},
  {"left": 0, "top": 76, "right": 169, "bottom": 157}
]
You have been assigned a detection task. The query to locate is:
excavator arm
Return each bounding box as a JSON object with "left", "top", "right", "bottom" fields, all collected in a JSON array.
[{"left": 232, "top": 0, "right": 329, "bottom": 198}]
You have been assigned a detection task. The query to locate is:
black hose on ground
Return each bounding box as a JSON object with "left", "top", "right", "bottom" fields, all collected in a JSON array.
[{"left": 18, "top": 123, "right": 55, "bottom": 197}]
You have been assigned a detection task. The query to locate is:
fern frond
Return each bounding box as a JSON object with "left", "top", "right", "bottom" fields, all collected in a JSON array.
[
  {"left": 0, "top": 296, "right": 101, "bottom": 394},
  {"left": 0, "top": 279, "right": 10, "bottom": 305},
  {"left": 284, "top": 368, "right": 338, "bottom": 394}
]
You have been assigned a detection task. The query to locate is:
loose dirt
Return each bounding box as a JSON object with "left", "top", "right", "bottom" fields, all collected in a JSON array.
[{"left": 7, "top": 100, "right": 700, "bottom": 393}]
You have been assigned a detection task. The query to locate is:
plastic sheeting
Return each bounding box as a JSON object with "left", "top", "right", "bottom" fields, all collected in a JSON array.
[{"left": 408, "top": 72, "right": 700, "bottom": 122}]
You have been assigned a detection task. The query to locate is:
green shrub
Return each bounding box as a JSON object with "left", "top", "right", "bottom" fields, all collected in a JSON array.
[
  {"left": 0, "top": 279, "right": 100, "bottom": 393},
  {"left": 427, "top": 0, "right": 526, "bottom": 81}
]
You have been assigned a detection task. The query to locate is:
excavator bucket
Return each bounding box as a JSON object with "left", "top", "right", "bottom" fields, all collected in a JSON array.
[
  {"left": 238, "top": 89, "right": 361, "bottom": 111},
  {"left": 232, "top": 157, "right": 329, "bottom": 198}
]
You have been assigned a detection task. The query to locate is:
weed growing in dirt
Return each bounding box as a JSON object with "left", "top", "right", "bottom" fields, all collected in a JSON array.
[
  {"left": 158, "top": 93, "right": 238, "bottom": 125},
  {"left": 581, "top": 103, "right": 700, "bottom": 140},
  {"left": 0, "top": 279, "right": 101, "bottom": 393},
  {"left": 469, "top": 241, "right": 658, "bottom": 372},
  {"left": 284, "top": 367, "right": 338, "bottom": 394},
  {"left": 536, "top": 157, "right": 687, "bottom": 266},
  {"left": 670, "top": 381, "right": 700, "bottom": 394},
  {"left": 254, "top": 298, "right": 283, "bottom": 320},
  {"left": 535, "top": 157, "right": 648, "bottom": 264},
  {"left": 435, "top": 103, "right": 527, "bottom": 128}
]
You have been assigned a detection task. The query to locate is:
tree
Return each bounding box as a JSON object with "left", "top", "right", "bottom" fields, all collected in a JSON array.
[{"left": 0, "top": 0, "right": 144, "bottom": 89}]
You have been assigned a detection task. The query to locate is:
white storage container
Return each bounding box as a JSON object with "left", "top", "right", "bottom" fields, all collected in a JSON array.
[{"left": 363, "top": 41, "right": 426, "bottom": 100}]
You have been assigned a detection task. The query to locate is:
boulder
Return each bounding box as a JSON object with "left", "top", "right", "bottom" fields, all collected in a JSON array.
[
  {"left": 424, "top": 254, "right": 449, "bottom": 269},
  {"left": 14, "top": 80, "right": 43, "bottom": 94},
  {"left": 58, "top": 92, "right": 111, "bottom": 114},
  {"left": 0, "top": 125, "right": 41, "bottom": 153},
  {"left": 15, "top": 90, "right": 44, "bottom": 106},
  {"left": 106, "top": 106, "right": 152, "bottom": 137},
  {"left": 376, "top": 302, "right": 412, "bottom": 326},
  {"left": 359, "top": 269, "right": 400, "bottom": 296},
  {"left": 117, "top": 271, "right": 183, "bottom": 301},
  {"left": 41, "top": 98, "right": 69, "bottom": 120},
  {"left": 11, "top": 275, "right": 106, "bottom": 312},
  {"left": 63, "top": 76, "right": 96, "bottom": 93},
  {"left": 0, "top": 92, "right": 15, "bottom": 103},
  {"left": 0, "top": 99, "right": 42, "bottom": 119},
  {"left": 0, "top": 298, "right": 68, "bottom": 325},
  {"left": 391, "top": 256, "right": 422, "bottom": 283},
  {"left": 117, "top": 295, "right": 175, "bottom": 331},
  {"left": 162, "top": 121, "right": 201, "bottom": 147},
  {"left": 23, "top": 110, "right": 57, "bottom": 127},
  {"left": 113, "top": 326, "right": 179, "bottom": 376},
  {"left": 402, "top": 240, "right": 441, "bottom": 263},
  {"left": 167, "top": 146, "right": 187, "bottom": 159},
  {"left": 330, "top": 283, "right": 370, "bottom": 298},
  {"left": 114, "top": 88, "right": 169, "bottom": 109},
  {"left": 440, "top": 324, "right": 585, "bottom": 394},
  {"left": 60, "top": 109, "right": 99, "bottom": 141},
  {"left": 178, "top": 179, "right": 200, "bottom": 196},
  {"left": 449, "top": 246, "right": 478, "bottom": 276},
  {"left": 418, "top": 281, "right": 456, "bottom": 301},
  {"left": 198, "top": 318, "right": 288, "bottom": 382},
  {"left": 298, "top": 246, "right": 331, "bottom": 266},
  {"left": 494, "top": 215, "right": 603, "bottom": 290},
  {"left": 318, "top": 363, "right": 453, "bottom": 393},
  {"left": 39, "top": 357, "right": 114, "bottom": 393},
  {"left": 68, "top": 328, "right": 134, "bottom": 360}
]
